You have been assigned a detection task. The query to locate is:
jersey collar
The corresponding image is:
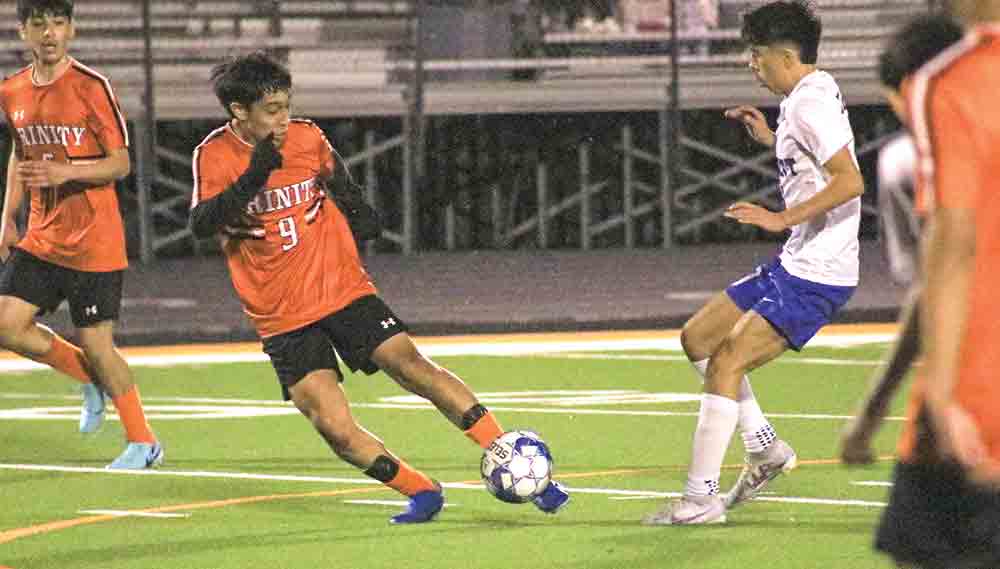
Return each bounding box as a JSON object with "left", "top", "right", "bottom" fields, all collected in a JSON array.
[
  {"left": 30, "top": 55, "right": 73, "bottom": 87},
  {"left": 779, "top": 69, "right": 826, "bottom": 121},
  {"left": 226, "top": 120, "right": 256, "bottom": 149}
]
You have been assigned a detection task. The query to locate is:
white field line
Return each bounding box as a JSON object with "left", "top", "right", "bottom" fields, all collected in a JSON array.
[
  {"left": 354, "top": 402, "right": 903, "bottom": 422},
  {"left": 0, "top": 332, "right": 895, "bottom": 373},
  {"left": 851, "top": 481, "right": 894, "bottom": 487},
  {"left": 0, "top": 462, "right": 886, "bottom": 509},
  {"left": 608, "top": 493, "right": 887, "bottom": 508},
  {"left": 77, "top": 509, "right": 191, "bottom": 518},
  {"left": 537, "top": 353, "right": 883, "bottom": 366},
  {"left": 0, "top": 393, "right": 906, "bottom": 422}
]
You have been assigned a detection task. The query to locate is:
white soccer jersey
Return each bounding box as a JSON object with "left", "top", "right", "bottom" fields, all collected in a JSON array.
[
  {"left": 877, "top": 134, "right": 919, "bottom": 285},
  {"left": 774, "top": 70, "right": 861, "bottom": 286}
]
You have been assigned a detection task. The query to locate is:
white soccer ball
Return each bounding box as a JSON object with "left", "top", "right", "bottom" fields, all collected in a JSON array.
[{"left": 481, "top": 430, "right": 553, "bottom": 503}]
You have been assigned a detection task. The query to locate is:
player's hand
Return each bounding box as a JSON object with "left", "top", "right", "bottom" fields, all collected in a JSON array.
[
  {"left": 249, "top": 133, "right": 282, "bottom": 174},
  {"left": 724, "top": 106, "right": 775, "bottom": 147},
  {"left": 969, "top": 459, "right": 1000, "bottom": 489},
  {"left": 930, "top": 401, "right": 988, "bottom": 471},
  {"left": 724, "top": 201, "right": 789, "bottom": 232},
  {"left": 16, "top": 160, "right": 72, "bottom": 188},
  {"left": 838, "top": 418, "right": 877, "bottom": 466},
  {"left": 221, "top": 214, "right": 265, "bottom": 240}
]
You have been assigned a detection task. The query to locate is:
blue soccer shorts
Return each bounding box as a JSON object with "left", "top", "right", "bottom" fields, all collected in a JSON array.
[{"left": 725, "top": 258, "right": 855, "bottom": 351}]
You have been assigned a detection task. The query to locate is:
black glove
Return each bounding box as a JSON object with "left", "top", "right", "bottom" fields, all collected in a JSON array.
[
  {"left": 189, "top": 133, "right": 283, "bottom": 239},
  {"left": 245, "top": 133, "right": 283, "bottom": 186},
  {"left": 324, "top": 147, "right": 381, "bottom": 242},
  {"left": 331, "top": 178, "right": 381, "bottom": 242}
]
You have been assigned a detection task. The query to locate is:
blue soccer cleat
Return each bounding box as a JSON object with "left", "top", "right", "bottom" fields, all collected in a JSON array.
[
  {"left": 533, "top": 480, "right": 570, "bottom": 514},
  {"left": 106, "top": 442, "right": 164, "bottom": 470},
  {"left": 390, "top": 485, "right": 444, "bottom": 524},
  {"left": 79, "top": 382, "right": 107, "bottom": 434}
]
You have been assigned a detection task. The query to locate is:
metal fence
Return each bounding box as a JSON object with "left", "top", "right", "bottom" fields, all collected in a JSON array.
[{"left": 0, "top": 0, "right": 934, "bottom": 259}]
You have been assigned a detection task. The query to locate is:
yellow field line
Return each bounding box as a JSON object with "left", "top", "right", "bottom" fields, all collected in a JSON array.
[
  {"left": 0, "top": 485, "right": 388, "bottom": 545},
  {"left": 0, "top": 453, "right": 897, "bottom": 545}
]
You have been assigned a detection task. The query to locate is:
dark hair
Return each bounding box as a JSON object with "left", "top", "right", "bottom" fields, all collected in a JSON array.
[
  {"left": 878, "top": 14, "right": 964, "bottom": 89},
  {"left": 17, "top": 0, "right": 73, "bottom": 23},
  {"left": 210, "top": 51, "right": 292, "bottom": 117},
  {"left": 742, "top": 1, "right": 822, "bottom": 64}
]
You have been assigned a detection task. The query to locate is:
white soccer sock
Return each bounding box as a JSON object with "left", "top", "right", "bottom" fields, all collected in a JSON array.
[
  {"left": 735, "top": 379, "right": 776, "bottom": 454},
  {"left": 684, "top": 393, "right": 739, "bottom": 497},
  {"left": 692, "top": 358, "right": 709, "bottom": 378},
  {"left": 691, "top": 358, "right": 776, "bottom": 455}
]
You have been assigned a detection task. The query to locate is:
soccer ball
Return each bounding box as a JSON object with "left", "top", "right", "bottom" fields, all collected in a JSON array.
[{"left": 481, "top": 430, "right": 553, "bottom": 503}]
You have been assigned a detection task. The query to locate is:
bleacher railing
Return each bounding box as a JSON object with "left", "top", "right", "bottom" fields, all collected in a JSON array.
[{"left": 0, "top": 0, "right": 933, "bottom": 258}]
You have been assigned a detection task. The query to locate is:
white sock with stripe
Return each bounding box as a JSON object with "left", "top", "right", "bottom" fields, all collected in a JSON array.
[
  {"left": 684, "top": 393, "right": 739, "bottom": 497},
  {"left": 692, "top": 358, "right": 776, "bottom": 455}
]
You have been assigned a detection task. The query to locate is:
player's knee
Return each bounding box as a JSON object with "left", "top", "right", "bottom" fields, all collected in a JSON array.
[
  {"left": 680, "top": 322, "right": 700, "bottom": 359},
  {"left": 77, "top": 331, "right": 116, "bottom": 362},
  {"left": 706, "top": 340, "right": 747, "bottom": 378},
  {"left": 680, "top": 319, "right": 714, "bottom": 361},
  {"left": 0, "top": 304, "right": 32, "bottom": 345},
  {"left": 0, "top": 318, "right": 23, "bottom": 346}
]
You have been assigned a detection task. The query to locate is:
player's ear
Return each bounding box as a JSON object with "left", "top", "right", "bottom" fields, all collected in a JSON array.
[
  {"left": 17, "top": 24, "right": 26, "bottom": 41},
  {"left": 781, "top": 47, "right": 798, "bottom": 68},
  {"left": 229, "top": 102, "right": 249, "bottom": 121}
]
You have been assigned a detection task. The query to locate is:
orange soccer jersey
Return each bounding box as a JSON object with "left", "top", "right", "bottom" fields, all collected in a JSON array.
[
  {"left": 899, "top": 26, "right": 1000, "bottom": 462},
  {"left": 191, "top": 119, "right": 377, "bottom": 338},
  {"left": 0, "top": 58, "right": 129, "bottom": 271}
]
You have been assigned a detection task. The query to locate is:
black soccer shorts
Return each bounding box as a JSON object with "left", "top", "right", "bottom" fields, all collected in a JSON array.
[
  {"left": 0, "top": 247, "right": 123, "bottom": 328},
  {"left": 261, "top": 294, "right": 407, "bottom": 400},
  {"left": 875, "top": 460, "right": 1000, "bottom": 569}
]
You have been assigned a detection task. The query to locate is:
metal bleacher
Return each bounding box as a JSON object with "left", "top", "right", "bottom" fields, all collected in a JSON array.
[
  {"left": 0, "top": 1, "right": 926, "bottom": 259},
  {"left": 537, "top": 0, "right": 928, "bottom": 110},
  {"left": 0, "top": 0, "right": 928, "bottom": 119},
  {"left": 0, "top": 1, "right": 412, "bottom": 119}
]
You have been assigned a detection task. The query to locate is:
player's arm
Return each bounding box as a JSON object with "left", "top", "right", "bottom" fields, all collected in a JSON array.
[
  {"left": 922, "top": 204, "right": 978, "bottom": 465},
  {"left": 724, "top": 105, "right": 775, "bottom": 147},
  {"left": 16, "top": 147, "right": 130, "bottom": 189},
  {"left": 913, "top": 82, "right": 986, "bottom": 472},
  {"left": 725, "top": 146, "right": 863, "bottom": 231},
  {"left": 189, "top": 134, "right": 281, "bottom": 239},
  {"left": 18, "top": 78, "right": 133, "bottom": 189},
  {"left": 1, "top": 147, "right": 24, "bottom": 260},
  {"left": 323, "top": 146, "right": 381, "bottom": 241},
  {"left": 726, "top": 92, "right": 864, "bottom": 232},
  {"left": 840, "top": 285, "right": 921, "bottom": 465},
  {"left": 782, "top": 146, "right": 863, "bottom": 227}
]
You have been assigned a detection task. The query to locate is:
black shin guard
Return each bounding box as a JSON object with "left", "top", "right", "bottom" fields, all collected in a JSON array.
[
  {"left": 363, "top": 455, "right": 400, "bottom": 483},
  {"left": 460, "top": 403, "right": 489, "bottom": 430}
]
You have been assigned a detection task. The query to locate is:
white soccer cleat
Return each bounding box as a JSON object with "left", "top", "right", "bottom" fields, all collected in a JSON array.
[
  {"left": 79, "top": 382, "right": 107, "bottom": 434},
  {"left": 724, "top": 439, "right": 797, "bottom": 509},
  {"left": 642, "top": 494, "right": 726, "bottom": 525},
  {"left": 106, "top": 442, "right": 164, "bottom": 470}
]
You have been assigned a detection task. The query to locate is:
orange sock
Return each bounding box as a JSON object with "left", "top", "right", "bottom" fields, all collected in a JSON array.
[
  {"left": 385, "top": 459, "right": 437, "bottom": 497},
  {"left": 112, "top": 385, "right": 156, "bottom": 443},
  {"left": 464, "top": 411, "right": 503, "bottom": 449},
  {"left": 33, "top": 334, "right": 91, "bottom": 384}
]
